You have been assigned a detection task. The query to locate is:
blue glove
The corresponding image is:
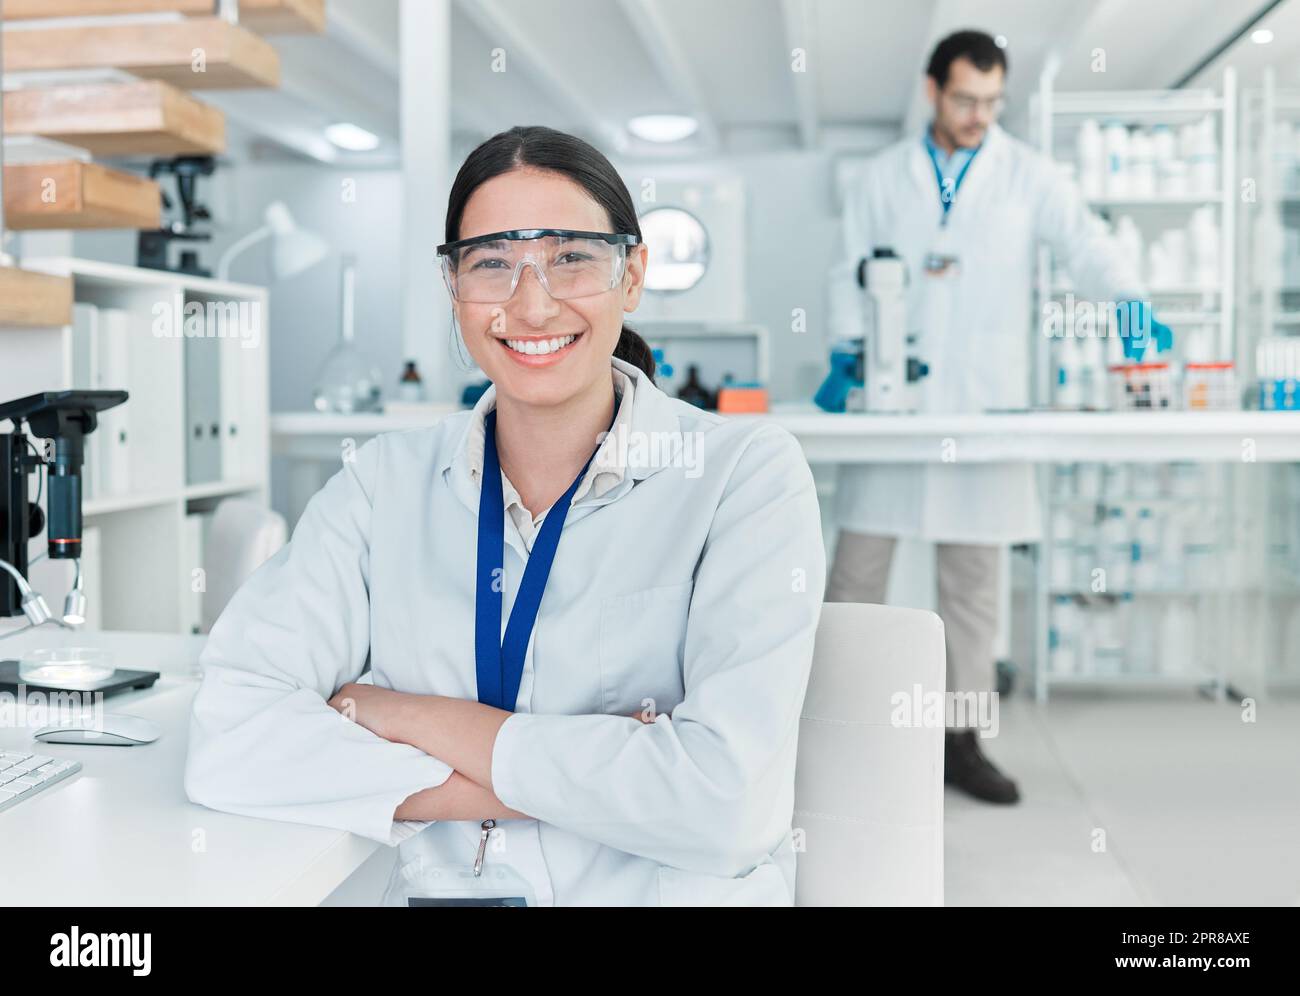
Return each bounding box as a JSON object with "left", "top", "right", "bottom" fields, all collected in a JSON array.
[
  {"left": 814, "top": 347, "right": 862, "bottom": 413},
  {"left": 1115, "top": 301, "right": 1173, "bottom": 362}
]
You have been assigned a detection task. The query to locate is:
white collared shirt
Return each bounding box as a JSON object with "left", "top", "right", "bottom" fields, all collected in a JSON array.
[
  {"left": 185, "top": 357, "right": 826, "bottom": 906},
  {"left": 465, "top": 367, "right": 636, "bottom": 551}
]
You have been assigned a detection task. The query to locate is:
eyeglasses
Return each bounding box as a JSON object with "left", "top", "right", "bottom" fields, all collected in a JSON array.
[
  {"left": 436, "top": 228, "right": 640, "bottom": 304},
  {"left": 945, "top": 93, "right": 1005, "bottom": 115}
]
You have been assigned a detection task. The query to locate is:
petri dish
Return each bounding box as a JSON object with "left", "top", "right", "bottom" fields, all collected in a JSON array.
[{"left": 18, "top": 646, "right": 115, "bottom": 686}]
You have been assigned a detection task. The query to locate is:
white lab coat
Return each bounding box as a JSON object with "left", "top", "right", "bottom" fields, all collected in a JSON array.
[
  {"left": 831, "top": 124, "right": 1143, "bottom": 543},
  {"left": 185, "top": 357, "right": 826, "bottom": 906}
]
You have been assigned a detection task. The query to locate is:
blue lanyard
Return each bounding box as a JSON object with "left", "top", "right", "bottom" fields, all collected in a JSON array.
[
  {"left": 474, "top": 406, "right": 609, "bottom": 711},
  {"left": 925, "top": 135, "right": 980, "bottom": 224}
]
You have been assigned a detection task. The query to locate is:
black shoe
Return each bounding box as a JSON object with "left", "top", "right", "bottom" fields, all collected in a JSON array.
[{"left": 945, "top": 730, "right": 1021, "bottom": 805}]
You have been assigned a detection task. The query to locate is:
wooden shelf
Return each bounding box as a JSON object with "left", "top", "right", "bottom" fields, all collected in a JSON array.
[
  {"left": 2, "top": 0, "right": 324, "bottom": 35},
  {"left": 0, "top": 266, "right": 74, "bottom": 327},
  {"left": 4, "top": 80, "right": 226, "bottom": 156},
  {"left": 3, "top": 161, "right": 161, "bottom": 229},
  {"left": 2, "top": 17, "right": 281, "bottom": 89}
]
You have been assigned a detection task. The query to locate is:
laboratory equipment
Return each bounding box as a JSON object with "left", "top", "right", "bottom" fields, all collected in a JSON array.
[
  {"left": 19, "top": 646, "right": 113, "bottom": 686},
  {"left": 1, "top": 391, "right": 123, "bottom": 620},
  {"left": 397, "top": 360, "right": 426, "bottom": 403},
  {"left": 861, "top": 248, "right": 925, "bottom": 412},
  {"left": 676, "top": 364, "right": 713, "bottom": 408},
  {"left": 1108, "top": 361, "right": 1176, "bottom": 409},
  {"left": 0, "top": 391, "right": 162, "bottom": 693},
  {"left": 715, "top": 383, "right": 768, "bottom": 414},
  {"left": 815, "top": 248, "right": 928, "bottom": 413},
  {"left": 312, "top": 256, "right": 384, "bottom": 414},
  {"left": 1183, "top": 361, "right": 1238, "bottom": 409},
  {"left": 0, "top": 750, "right": 81, "bottom": 814},
  {"left": 136, "top": 155, "right": 216, "bottom": 277},
  {"left": 1256, "top": 336, "right": 1300, "bottom": 410}
]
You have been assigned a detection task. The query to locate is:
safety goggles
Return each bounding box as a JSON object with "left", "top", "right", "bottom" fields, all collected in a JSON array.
[
  {"left": 436, "top": 229, "right": 640, "bottom": 303},
  {"left": 945, "top": 92, "right": 1005, "bottom": 116}
]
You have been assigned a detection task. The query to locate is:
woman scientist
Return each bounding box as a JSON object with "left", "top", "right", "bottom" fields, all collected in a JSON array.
[{"left": 184, "top": 126, "right": 826, "bottom": 907}]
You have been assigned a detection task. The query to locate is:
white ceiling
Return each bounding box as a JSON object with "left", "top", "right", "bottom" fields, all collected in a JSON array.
[{"left": 209, "top": 0, "right": 1295, "bottom": 165}]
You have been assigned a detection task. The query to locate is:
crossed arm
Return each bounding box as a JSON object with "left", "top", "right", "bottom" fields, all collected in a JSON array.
[{"left": 326, "top": 683, "right": 650, "bottom": 822}]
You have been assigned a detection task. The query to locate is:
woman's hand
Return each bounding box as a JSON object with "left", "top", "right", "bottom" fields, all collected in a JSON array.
[
  {"left": 328, "top": 681, "right": 407, "bottom": 741},
  {"left": 328, "top": 686, "right": 508, "bottom": 792}
]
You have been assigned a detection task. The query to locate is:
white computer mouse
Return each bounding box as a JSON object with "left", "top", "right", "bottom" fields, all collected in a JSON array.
[{"left": 34, "top": 712, "right": 161, "bottom": 746}]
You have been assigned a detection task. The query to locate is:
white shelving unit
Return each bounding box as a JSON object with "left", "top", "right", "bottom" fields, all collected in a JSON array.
[
  {"left": 1241, "top": 68, "right": 1300, "bottom": 383},
  {"left": 1026, "top": 72, "right": 1241, "bottom": 701},
  {"left": 1241, "top": 68, "right": 1300, "bottom": 692},
  {"left": 0, "top": 258, "right": 270, "bottom": 635}
]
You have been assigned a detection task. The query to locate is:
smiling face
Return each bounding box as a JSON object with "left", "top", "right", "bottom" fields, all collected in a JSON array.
[{"left": 452, "top": 168, "right": 648, "bottom": 409}]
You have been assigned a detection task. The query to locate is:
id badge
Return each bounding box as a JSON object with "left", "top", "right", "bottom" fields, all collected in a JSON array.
[
  {"left": 395, "top": 852, "right": 537, "bottom": 908},
  {"left": 923, "top": 251, "right": 960, "bottom": 276},
  {"left": 924, "top": 226, "right": 960, "bottom": 277}
]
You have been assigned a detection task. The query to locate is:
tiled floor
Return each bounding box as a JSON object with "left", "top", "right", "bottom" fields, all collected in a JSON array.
[{"left": 945, "top": 691, "right": 1300, "bottom": 906}]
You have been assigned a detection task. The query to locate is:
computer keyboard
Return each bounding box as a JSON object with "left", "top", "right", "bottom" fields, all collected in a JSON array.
[{"left": 0, "top": 750, "right": 81, "bottom": 813}]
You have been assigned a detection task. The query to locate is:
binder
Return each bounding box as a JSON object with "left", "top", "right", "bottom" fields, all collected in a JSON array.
[
  {"left": 69, "top": 302, "right": 101, "bottom": 502},
  {"left": 184, "top": 319, "right": 223, "bottom": 485},
  {"left": 97, "top": 308, "right": 132, "bottom": 496}
]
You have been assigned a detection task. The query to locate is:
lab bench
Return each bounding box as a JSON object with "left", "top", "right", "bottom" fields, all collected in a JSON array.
[{"left": 0, "top": 628, "right": 383, "bottom": 905}]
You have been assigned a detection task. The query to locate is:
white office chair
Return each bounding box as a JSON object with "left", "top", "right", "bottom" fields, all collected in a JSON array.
[
  {"left": 200, "top": 497, "right": 287, "bottom": 633},
  {"left": 794, "top": 602, "right": 946, "bottom": 906}
]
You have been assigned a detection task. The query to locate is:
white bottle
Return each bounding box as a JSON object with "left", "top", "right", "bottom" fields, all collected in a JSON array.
[
  {"left": 1133, "top": 507, "right": 1160, "bottom": 590},
  {"left": 1114, "top": 216, "right": 1145, "bottom": 282},
  {"left": 1103, "top": 462, "right": 1131, "bottom": 500},
  {"left": 1077, "top": 462, "right": 1102, "bottom": 500},
  {"left": 1188, "top": 206, "right": 1219, "bottom": 286},
  {"left": 1189, "top": 116, "right": 1218, "bottom": 196},
  {"left": 1049, "top": 595, "right": 1079, "bottom": 674},
  {"left": 1080, "top": 331, "right": 1108, "bottom": 410},
  {"left": 1151, "top": 123, "right": 1177, "bottom": 192},
  {"left": 1054, "top": 337, "right": 1083, "bottom": 409},
  {"left": 1090, "top": 598, "right": 1126, "bottom": 675},
  {"left": 1103, "top": 121, "right": 1131, "bottom": 198},
  {"left": 1129, "top": 129, "right": 1156, "bottom": 198},
  {"left": 1077, "top": 118, "right": 1105, "bottom": 199},
  {"left": 1102, "top": 507, "right": 1132, "bottom": 592}
]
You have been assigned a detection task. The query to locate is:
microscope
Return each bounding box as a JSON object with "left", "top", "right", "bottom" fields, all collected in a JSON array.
[
  {"left": 1, "top": 391, "right": 166, "bottom": 695},
  {"left": 815, "top": 247, "right": 930, "bottom": 413},
  {"left": 136, "top": 155, "right": 216, "bottom": 277},
  {"left": 1, "top": 390, "right": 126, "bottom": 625}
]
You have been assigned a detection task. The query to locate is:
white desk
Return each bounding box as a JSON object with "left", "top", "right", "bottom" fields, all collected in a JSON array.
[
  {"left": 274, "top": 407, "right": 1300, "bottom": 463},
  {"left": 0, "top": 628, "right": 383, "bottom": 906}
]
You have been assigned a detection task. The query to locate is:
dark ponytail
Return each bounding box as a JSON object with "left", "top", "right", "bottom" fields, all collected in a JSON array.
[{"left": 444, "top": 125, "right": 655, "bottom": 383}]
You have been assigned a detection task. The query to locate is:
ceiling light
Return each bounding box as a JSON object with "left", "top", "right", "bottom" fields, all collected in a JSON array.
[
  {"left": 994, "top": 34, "right": 1008, "bottom": 49},
  {"left": 628, "top": 114, "right": 699, "bottom": 143},
  {"left": 1251, "top": 28, "right": 1274, "bottom": 44},
  {"left": 325, "top": 122, "right": 381, "bottom": 152}
]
